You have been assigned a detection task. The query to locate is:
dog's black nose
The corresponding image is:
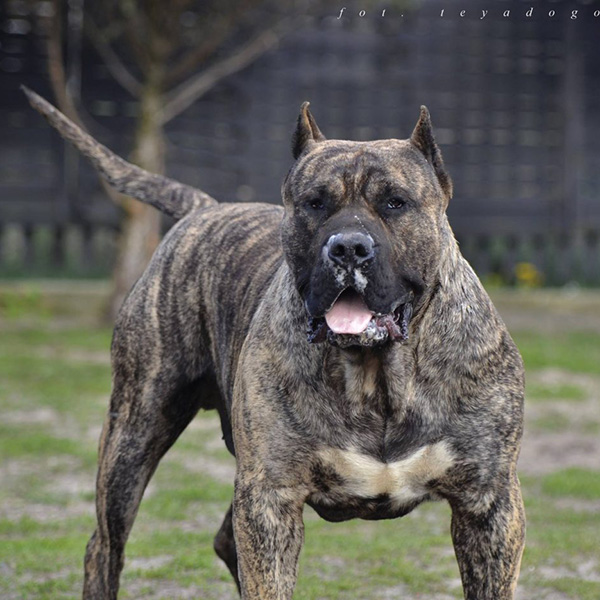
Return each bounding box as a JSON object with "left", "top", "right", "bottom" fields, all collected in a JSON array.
[{"left": 326, "top": 232, "right": 375, "bottom": 268}]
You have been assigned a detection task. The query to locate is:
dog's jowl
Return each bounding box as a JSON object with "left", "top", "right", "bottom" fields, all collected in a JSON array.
[{"left": 25, "top": 87, "right": 525, "bottom": 600}]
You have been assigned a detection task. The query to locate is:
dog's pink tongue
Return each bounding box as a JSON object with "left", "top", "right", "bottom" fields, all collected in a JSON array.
[{"left": 325, "top": 294, "right": 373, "bottom": 334}]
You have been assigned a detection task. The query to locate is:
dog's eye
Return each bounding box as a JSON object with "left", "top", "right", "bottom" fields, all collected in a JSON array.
[
  {"left": 306, "top": 198, "right": 325, "bottom": 211},
  {"left": 387, "top": 197, "right": 406, "bottom": 210}
]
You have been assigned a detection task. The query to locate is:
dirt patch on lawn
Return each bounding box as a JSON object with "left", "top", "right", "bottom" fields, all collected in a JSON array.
[
  {"left": 491, "top": 289, "right": 600, "bottom": 334},
  {"left": 519, "top": 369, "right": 600, "bottom": 476},
  {"left": 519, "top": 431, "right": 600, "bottom": 476},
  {"left": 124, "top": 571, "right": 238, "bottom": 600}
]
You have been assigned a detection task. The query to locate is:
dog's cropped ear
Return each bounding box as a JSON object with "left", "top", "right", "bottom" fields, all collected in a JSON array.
[
  {"left": 410, "top": 106, "right": 453, "bottom": 201},
  {"left": 292, "top": 102, "right": 326, "bottom": 159}
]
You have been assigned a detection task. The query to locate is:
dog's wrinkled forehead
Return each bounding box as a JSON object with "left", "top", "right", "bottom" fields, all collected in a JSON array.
[
  {"left": 285, "top": 139, "right": 433, "bottom": 202},
  {"left": 283, "top": 102, "right": 453, "bottom": 206}
]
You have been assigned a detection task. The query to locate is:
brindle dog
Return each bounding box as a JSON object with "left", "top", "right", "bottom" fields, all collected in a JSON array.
[{"left": 24, "top": 88, "right": 525, "bottom": 600}]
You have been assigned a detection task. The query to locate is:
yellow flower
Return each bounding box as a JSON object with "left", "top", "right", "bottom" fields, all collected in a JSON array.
[{"left": 514, "top": 262, "right": 543, "bottom": 287}]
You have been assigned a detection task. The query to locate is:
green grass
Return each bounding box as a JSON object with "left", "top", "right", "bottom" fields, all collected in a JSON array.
[
  {"left": 529, "top": 412, "right": 572, "bottom": 432},
  {"left": 543, "top": 579, "right": 600, "bottom": 600},
  {"left": 526, "top": 381, "right": 587, "bottom": 402},
  {"left": 541, "top": 468, "right": 600, "bottom": 500},
  {"left": 0, "top": 288, "right": 50, "bottom": 319},
  {"left": 0, "top": 326, "right": 113, "bottom": 351},
  {"left": 0, "top": 425, "right": 86, "bottom": 460},
  {"left": 297, "top": 505, "right": 459, "bottom": 598},
  {"left": 514, "top": 331, "right": 600, "bottom": 375},
  {"left": 1, "top": 295, "right": 600, "bottom": 599}
]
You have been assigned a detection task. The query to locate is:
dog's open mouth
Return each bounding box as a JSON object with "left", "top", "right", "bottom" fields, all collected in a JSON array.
[{"left": 306, "top": 289, "right": 413, "bottom": 348}]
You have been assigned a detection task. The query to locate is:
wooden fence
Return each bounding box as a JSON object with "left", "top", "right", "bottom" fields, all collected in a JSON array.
[{"left": 1, "top": 0, "right": 600, "bottom": 284}]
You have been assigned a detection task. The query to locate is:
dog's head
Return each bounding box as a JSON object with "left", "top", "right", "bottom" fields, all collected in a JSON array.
[{"left": 281, "top": 103, "right": 453, "bottom": 349}]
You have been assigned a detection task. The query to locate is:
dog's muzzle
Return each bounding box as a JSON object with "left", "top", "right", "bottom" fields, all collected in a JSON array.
[{"left": 303, "top": 230, "right": 416, "bottom": 348}]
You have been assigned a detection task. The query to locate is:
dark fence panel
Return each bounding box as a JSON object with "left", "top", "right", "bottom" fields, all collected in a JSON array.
[{"left": 1, "top": 0, "right": 599, "bottom": 284}]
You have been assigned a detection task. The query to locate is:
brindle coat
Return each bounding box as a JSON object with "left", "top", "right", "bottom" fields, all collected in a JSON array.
[{"left": 24, "top": 88, "right": 525, "bottom": 600}]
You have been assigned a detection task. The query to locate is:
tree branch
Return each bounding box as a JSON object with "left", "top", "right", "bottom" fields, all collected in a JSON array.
[
  {"left": 165, "top": 20, "right": 233, "bottom": 87},
  {"left": 47, "top": 0, "right": 128, "bottom": 209},
  {"left": 159, "top": 17, "right": 296, "bottom": 125},
  {"left": 46, "top": 0, "right": 84, "bottom": 127},
  {"left": 165, "top": 0, "right": 259, "bottom": 87},
  {"left": 84, "top": 17, "right": 143, "bottom": 98}
]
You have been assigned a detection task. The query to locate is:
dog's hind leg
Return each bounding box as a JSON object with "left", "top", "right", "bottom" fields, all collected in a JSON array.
[
  {"left": 214, "top": 504, "right": 241, "bottom": 593},
  {"left": 82, "top": 348, "right": 214, "bottom": 599}
]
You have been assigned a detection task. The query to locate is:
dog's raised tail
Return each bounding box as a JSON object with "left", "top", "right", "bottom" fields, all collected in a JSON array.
[{"left": 22, "top": 86, "right": 218, "bottom": 220}]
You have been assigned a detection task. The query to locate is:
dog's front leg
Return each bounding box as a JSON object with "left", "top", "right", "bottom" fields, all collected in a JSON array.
[
  {"left": 450, "top": 471, "right": 525, "bottom": 600},
  {"left": 233, "top": 474, "right": 305, "bottom": 600},
  {"left": 231, "top": 320, "right": 310, "bottom": 599}
]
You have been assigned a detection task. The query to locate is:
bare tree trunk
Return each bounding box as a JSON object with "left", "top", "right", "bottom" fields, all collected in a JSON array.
[
  {"left": 108, "top": 71, "right": 165, "bottom": 319},
  {"left": 44, "top": 2, "right": 300, "bottom": 322}
]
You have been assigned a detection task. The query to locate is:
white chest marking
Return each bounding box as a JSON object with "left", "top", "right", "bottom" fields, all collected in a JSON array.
[{"left": 317, "top": 441, "right": 454, "bottom": 506}]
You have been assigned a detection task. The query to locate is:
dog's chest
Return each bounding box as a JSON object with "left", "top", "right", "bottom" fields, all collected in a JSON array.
[{"left": 308, "top": 442, "right": 454, "bottom": 521}]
